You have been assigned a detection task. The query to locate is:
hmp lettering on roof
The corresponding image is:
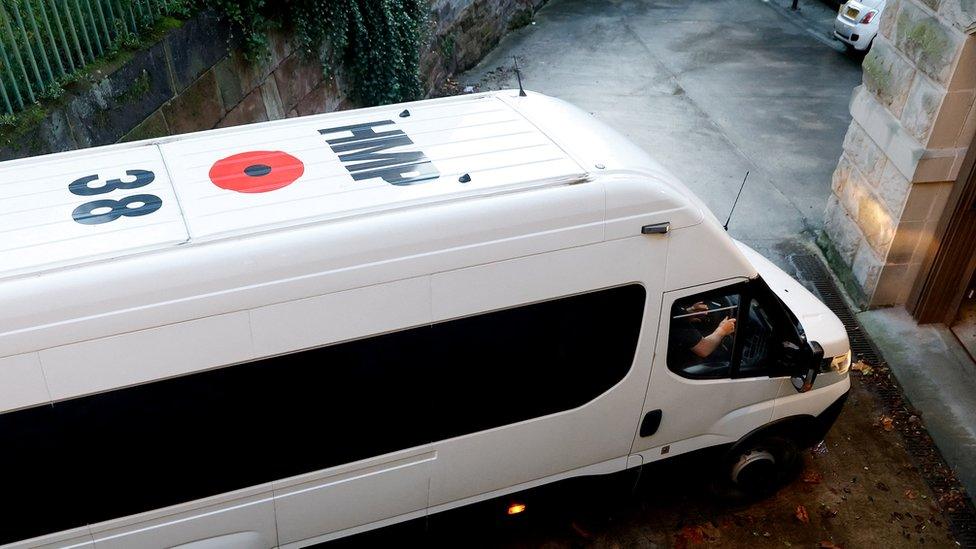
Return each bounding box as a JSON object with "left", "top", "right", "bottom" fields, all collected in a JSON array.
[{"left": 319, "top": 120, "right": 440, "bottom": 186}]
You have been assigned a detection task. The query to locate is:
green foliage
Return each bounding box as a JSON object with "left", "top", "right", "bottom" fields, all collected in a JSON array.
[
  {"left": 117, "top": 69, "right": 151, "bottom": 104},
  {"left": 200, "top": 0, "right": 429, "bottom": 106},
  {"left": 507, "top": 7, "right": 533, "bottom": 31},
  {"left": 861, "top": 50, "right": 891, "bottom": 97},
  {"left": 439, "top": 33, "right": 455, "bottom": 59},
  {"left": 0, "top": 103, "right": 45, "bottom": 148},
  {"left": 0, "top": 0, "right": 190, "bottom": 116}
]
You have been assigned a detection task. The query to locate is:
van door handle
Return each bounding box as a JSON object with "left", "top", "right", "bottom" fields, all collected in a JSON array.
[{"left": 639, "top": 409, "right": 663, "bottom": 437}]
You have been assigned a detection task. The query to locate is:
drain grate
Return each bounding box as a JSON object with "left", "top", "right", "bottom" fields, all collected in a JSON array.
[
  {"left": 790, "top": 253, "right": 976, "bottom": 547},
  {"left": 790, "top": 255, "right": 881, "bottom": 365}
]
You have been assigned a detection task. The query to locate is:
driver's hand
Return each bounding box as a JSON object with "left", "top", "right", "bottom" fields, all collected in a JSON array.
[
  {"left": 716, "top": 317, "right": 736, "bottom": 337},
  {"left": 688, "top": 302, "right": 709, "bottom": 313}
]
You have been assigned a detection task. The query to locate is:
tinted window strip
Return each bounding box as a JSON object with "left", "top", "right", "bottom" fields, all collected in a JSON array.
[{"left": 0, "top": 284, "right": 645, "bottom": 544}]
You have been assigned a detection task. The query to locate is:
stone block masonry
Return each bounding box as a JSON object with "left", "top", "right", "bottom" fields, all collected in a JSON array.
[
  {"left": 824, "top": 0, "right": 976, "bottom": 307},
  {"left": 0, "top": 1, "right": 546, "bottom": 162}
]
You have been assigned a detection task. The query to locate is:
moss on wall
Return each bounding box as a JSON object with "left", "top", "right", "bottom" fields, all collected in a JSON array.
[
  {"left": 117, "top": 70, "right": 153, "bottom": 104},
  {"left": 817, "top": 230, "right": 869, "bottom": 308},
  {"left": 898, "top": 12, "right": 951, "bottom": 68},
  {"left": 862, "top": 51, "right": 892, "bottom": 98}
]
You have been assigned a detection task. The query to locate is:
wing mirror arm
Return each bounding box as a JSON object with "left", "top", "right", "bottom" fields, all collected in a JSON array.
[{"left": 792, "top": 341, "right": 824, "bottom": 393}]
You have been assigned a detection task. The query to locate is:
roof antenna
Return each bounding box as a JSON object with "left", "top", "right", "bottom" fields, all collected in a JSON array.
[
  {"left": 513, "top": 56, "right": 527, "bottom": 97},
  {"left": 723, "top": 171, "right": 750, "bottom": 232}
]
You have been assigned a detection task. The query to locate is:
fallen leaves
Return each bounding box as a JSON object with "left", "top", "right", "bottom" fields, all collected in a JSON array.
[
  {"left": 674, "top": 522, "right": 720, "bottom": 548},
  {"left": 699, "top": 522, "right": 721, "bottom": 541},
  {"left": 851, "top": 360, "right": 873, "bottom": 375},
  {"left": 795, "top": 505, "right": 810, "bottom": 524},
  {"left": 905, "top": 489, "right": 917, "bottom": 500},
  {"left": 819, "top": 504, "right": 838, "bottom": 520},
  {"left": 674, "top": 525, "right": 704, "bottom": 547},
  {"left": 802, "top": 470, "right": 824, "bottom": 484},
  {"left": 878, "top": 415, "right": 895, "bottom": 431},
  {"left": 938, "top": 489, "right": 966, "bottom": 512},
  {"left": 818, "top": 542, "right": 844, "bottom": 549}
]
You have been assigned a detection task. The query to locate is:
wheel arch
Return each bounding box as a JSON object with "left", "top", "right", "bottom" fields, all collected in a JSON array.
[{"left": 725, "top": 414, "right": 821, "bottom": 461}]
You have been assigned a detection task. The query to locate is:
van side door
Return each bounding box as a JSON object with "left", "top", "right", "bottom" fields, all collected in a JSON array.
[{"left": 631, "top": 279, "right": 790, "bottom": 461}]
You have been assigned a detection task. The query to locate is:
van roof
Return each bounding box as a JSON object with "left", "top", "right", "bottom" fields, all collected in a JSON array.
[{"left": 1, "top": 92, "right": 593, "bottom": 279}]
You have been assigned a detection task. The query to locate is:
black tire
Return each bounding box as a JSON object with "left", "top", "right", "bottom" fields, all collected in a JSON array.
[{"left": 713, "top": 436, "right": 801, "bottom": 501}]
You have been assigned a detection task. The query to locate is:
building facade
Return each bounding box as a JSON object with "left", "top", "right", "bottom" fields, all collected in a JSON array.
[{"left": 824, "top": 0, "right": 976, "bottom": 350}]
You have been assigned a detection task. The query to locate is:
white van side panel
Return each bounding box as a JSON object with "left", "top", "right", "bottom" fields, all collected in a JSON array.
[
  {"left": 773, "top": 375, "right": 851, "bottom": 421},
  {"left": 89, "top": 491, "right": 277, "bottom": 549},
  {"left": 603, "top": 175, "right": 702, "bottom": 240},
  {"left": 663, "top": 224, "right": 756, "bottom": 292},
  {"left": 0, "top": 352, "right": 49, "bottom": 414},
  {"left": 5, "top": 527, "right": 93, "bottom": 549},
  {"left": 0, "top": 181, "right": 605, "bottom": 364},
  {"left": 273, "top": 451, "right": 436, "bottom": 546},
  {"left": 427, "top": 236, "right": 666, "bottom": 507},
  {"left": 8, "top": 278, "right": 436, "bottom": 549},
  {"left": 427, "top": 456, "right": 627, "bottom": 518},
  {"left": 249, "top": 276, "right": 430, "bottom": 358},
  {"left": 38, "top": 312, "right": 252, "bottom": 401}
]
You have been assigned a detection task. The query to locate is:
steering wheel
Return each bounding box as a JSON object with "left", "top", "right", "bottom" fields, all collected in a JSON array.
[
  {"left": 719, "top": 333, "right": 734, "bottom": 354},
  {"left": 707, "top": 298, "right": 736, "bottom": 353}
]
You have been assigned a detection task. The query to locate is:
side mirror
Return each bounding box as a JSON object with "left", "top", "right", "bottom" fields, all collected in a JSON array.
[{"left": 792, "top": 341, "right": 824, "bottom": 393}]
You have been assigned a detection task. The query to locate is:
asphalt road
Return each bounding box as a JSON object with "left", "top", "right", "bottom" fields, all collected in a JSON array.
[
  {"left": 321, "top": 1, "right": 969, "bottom": 547},
  {"left": 457, "top": 0, "right": 863, "bottom": 264}
]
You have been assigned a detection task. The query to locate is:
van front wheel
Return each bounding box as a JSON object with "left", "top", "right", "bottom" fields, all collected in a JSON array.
[{"left": 720, "top": 436, "right": 800, "bottom": 499}]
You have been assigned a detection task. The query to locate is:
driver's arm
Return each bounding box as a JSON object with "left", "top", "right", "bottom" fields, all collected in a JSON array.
[{"left": 690, "top": 317, "right": 736, "bottom": 358}]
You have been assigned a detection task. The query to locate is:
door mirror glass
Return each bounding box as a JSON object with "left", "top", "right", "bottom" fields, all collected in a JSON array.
[{"left": 791, "top": 341, "right": 824, "bottom": 392}]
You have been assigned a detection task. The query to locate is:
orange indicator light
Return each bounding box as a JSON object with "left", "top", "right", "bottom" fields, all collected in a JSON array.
[{"left": 507, "top": 503, "right": 526, "bottom": 515}]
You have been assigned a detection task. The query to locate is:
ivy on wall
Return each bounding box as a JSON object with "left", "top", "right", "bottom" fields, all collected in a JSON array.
[{"left": 200, "top": 0, "right": 428, "bottom": 106}]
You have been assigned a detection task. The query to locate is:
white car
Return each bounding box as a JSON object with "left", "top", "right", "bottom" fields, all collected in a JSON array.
[{"left": 834, "top": 0, "right": 885, "bottom": 51}]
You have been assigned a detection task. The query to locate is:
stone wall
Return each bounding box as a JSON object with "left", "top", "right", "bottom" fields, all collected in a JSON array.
[
  {"left": 424, "top": 0, "right": 540, "bottom": 90},
  {"left": 0, "top": 0, "right": 544, "bottom": 162},
  {"left": 824, "top": 0, "right": 976, "bottom": 306}
]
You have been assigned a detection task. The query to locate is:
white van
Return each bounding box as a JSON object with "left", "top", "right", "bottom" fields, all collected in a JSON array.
[{"left": 0, "top": 90, "right": 850, "bottom": 548}]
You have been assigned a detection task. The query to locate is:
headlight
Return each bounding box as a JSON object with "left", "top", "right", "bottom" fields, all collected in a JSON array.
[{"left": 829, "top": 350, "right": 852, "bottom": 374}]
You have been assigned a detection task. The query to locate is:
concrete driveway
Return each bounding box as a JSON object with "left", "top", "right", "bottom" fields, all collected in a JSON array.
[{"left": 460, "top": 0, "right": 863, "bottom": 257}]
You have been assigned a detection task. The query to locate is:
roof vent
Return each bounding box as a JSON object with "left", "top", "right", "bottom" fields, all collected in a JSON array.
[
  {"left": 399, "top": 109, "right": 411, "bottom": 118},
  {"left": 458, "top": 173, "right": 472, "bottom": 183}
]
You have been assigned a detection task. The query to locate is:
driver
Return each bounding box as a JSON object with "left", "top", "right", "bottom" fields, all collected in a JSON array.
[{"left": 672, "top": 302, "right": 737, "bottom": 369}]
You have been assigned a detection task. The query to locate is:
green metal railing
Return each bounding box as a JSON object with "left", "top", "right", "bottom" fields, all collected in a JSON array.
[{"left": 0, "top": 0, "right": 185, "bottom": 115}]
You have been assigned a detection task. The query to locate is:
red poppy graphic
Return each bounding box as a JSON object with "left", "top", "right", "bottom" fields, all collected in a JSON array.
[{"left": 209, "top": 150, "right": 304, "bottom": 193}]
